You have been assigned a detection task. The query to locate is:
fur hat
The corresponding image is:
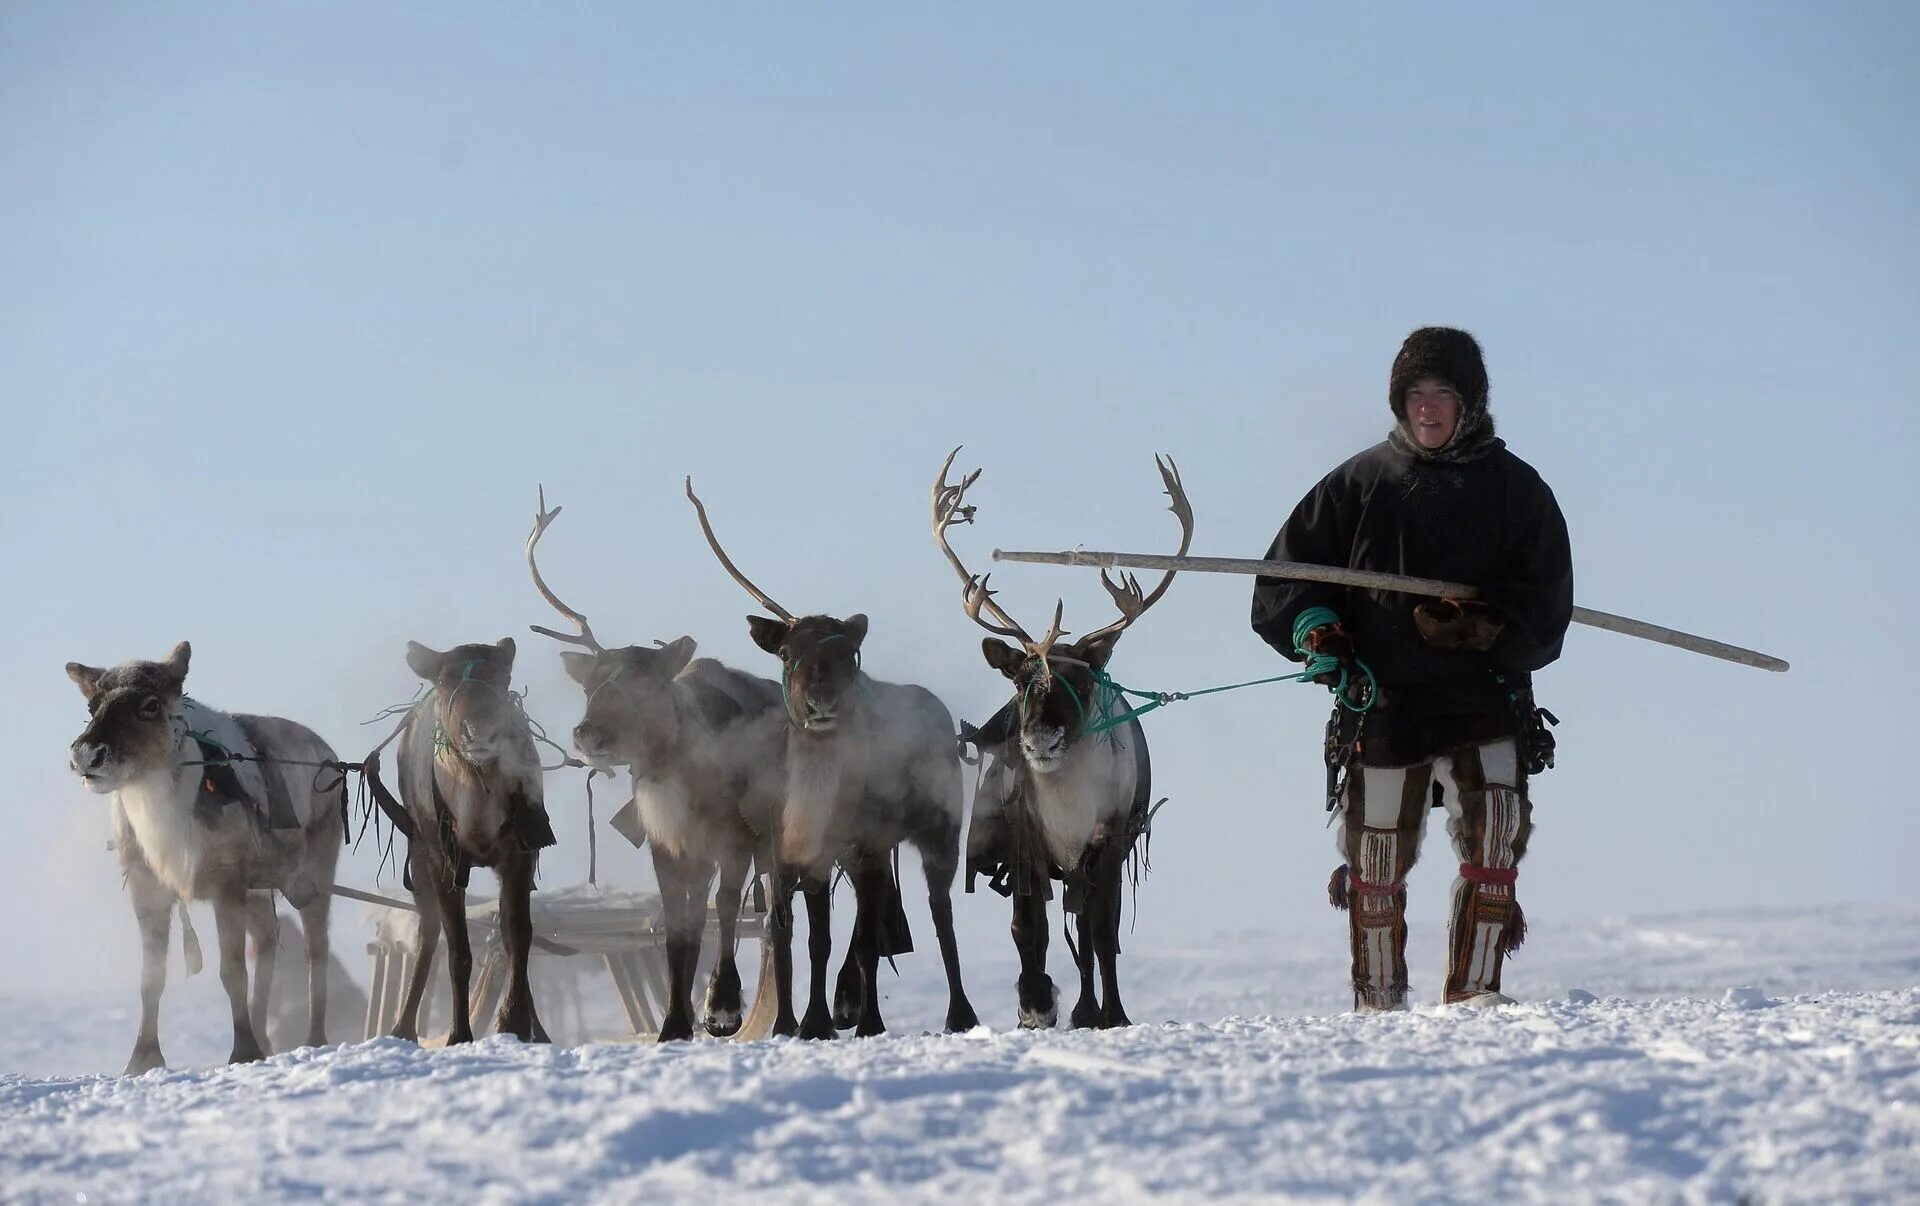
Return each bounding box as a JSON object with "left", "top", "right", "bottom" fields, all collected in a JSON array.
[{"left": 1388, "top": 327, "right": 1488, "bottom": 419}]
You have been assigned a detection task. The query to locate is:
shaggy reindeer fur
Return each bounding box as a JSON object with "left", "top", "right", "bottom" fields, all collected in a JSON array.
[
  {"left": 564, "top": 639, "right": 786, "bottom": 1042},
  {"left": 387, "top": 638, "right": 555, "bottom": 1046},
  {"left": 746, "top": 613, "right": 978, "bottom": 1039},
  {"left": 66, "top": 642, "right": 342, "bottom": 1074}
]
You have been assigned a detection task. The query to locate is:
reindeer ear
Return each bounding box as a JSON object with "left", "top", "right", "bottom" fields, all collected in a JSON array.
[
  {"left": 747, "top": 615, "right": 789, "bottom": 657},
  {"left": 405, "top": 641, "right": 448, "bottom": 681},
  {"left": 981, "top": 638, "right": 1026, "bottom": 679},
  {"left": 1071, "top": 631, "right": 1122, "bottom": 671},
  {"left": 841, "top": 614, "right": 870, "bottom": 647},
  {"left": 559, "top": 651, "right": 597, "bottom": 685},
  {"left": 66, "top": 663, "right": 106, "bottom": 700},
  {"left": 656, "top": 635, "right": 697, "bottom": 678},
  {"left": 494, "top": 636, "right": 517, "bottom": 666},
  {"left": 163, "top": 641, "right": 192, "bottom": 684}
]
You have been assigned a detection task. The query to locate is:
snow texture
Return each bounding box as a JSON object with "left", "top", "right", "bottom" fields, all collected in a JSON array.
[{"left": 2, "top": 902, "right": 1916, "bottom": 1203}]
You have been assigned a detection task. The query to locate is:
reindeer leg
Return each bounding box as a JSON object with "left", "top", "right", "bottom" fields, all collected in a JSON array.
[
  {"left": 849, "top": 856, "right": 889, "bottom": 1038},
  {"left": 244, "top": 892, "right": 278, "bottom": 1056},
  {"left": 679, "top": 857, "right": 716, "bottom": 1012},
  {"left": 651, "top": 846, "right": 698, "bottom": 1042},
  {"left": 434, "top": 860, "right": 475, "bottom": 1046},
  {"left": 491, "top": 852, "right": 545, "bottom": 1044},
  {"left": 769, "top": 871, "right": 801, "bottom": 1038},
  {"left": 703, "top": 849, "right": 749, "bottom": 1037},
  {"left": 493, "top": 850, "right": 545, "bottom": 1043},
  {"left": 213, "top": 894, "right": 267, "bottom": 1063},
  {"left": 1012, "top": 882, "right": 1057, "bottom": 1030},
  {"left": 1095, "top": 837, "right": 1131, "bottom": 1029},
  {"left": 1068, "top": 876, "right": 1100, "bottom": 1030},
  {"left": 832, "top": 918, "right": 864, "bottom": 1032},
  {"left": 297, "top": 892, "right": 332, "bottom": 1048},
  {"left": 799, "top": 879, "right": 837, "bottom": 1040},
  {"left": 124, "top": 863, "right": 172, "bottom": 1075},
  {"left": 390, "top": 847, "right": 441, "bottom": 1043},
  {"left": 918, "top": 829, "right": 978, "bottom": 1033}
]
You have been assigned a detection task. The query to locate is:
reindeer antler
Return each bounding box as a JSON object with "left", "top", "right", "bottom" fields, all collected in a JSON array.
[
  {"left": 933, "top": 448, "right": 1071, "bottom": 672},
  {"left": 1079, "top": 455, "right": 1194, "bottom": 645},
  {"left": 526, "top": 485, "right": 606, "bottom": 653},
  {"left": 685, "top": 477, "right": 796, "bottom": 623}
]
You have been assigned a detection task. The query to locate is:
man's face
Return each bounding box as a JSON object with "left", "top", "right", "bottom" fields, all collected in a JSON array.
[{"left": 1404, "top": 377, "right": 1461, "bottom": 450}]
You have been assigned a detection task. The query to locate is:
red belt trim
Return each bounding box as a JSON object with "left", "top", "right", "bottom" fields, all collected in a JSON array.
[
  {"left": 1460, "top": 863, "right": 1518, "bottom": 887},
  {"left": 1350, "top": 873, "right": 1403, "bottom": 898}
]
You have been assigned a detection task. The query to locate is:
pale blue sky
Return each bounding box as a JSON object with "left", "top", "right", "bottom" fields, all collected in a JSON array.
[{"left": 3, "top": 3, "right": 1915, "bottom": 999}]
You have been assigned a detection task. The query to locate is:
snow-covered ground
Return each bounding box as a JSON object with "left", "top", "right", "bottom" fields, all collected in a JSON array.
[{"left": 3, "top": 902, "right": 1917, "bottom": 1202}]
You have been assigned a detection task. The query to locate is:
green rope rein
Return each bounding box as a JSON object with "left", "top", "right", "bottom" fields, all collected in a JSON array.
[{"left": 1067, "top": 605, "right": 1375, "bottom": 740}]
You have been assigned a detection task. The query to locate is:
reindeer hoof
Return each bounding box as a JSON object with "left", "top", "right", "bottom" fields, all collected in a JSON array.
[
  {"left": 704, "top": 969, "right": 745, "bottom": 1038},
  {"left": 495, "top": 998, "right": 545, "bottom": 1043},
  {"left": 123, "top": 1042, "right": 166, "bottom": 1076},
  {"left": 1017, "top": 975, "right": 1058, "bottom": 1030},
  {"left": 1069, "top": 998, "right": 1101, "bottom": 1030},
  {"left": 656, "top": 1014, "right": 696, "bottom": 1043},
  {"left": 445, "top": 1026, "right": 475, "bottom": 1047},
  {"left": 833, "top": 963, "right": 862, "bottom": 1031},
  {"left": 855, "top": 1012, "right": 887, "bottom": 1039},
  {"left": 1098, "top": 1005, "right": 1132, "bottom": 1030},
  {"left": 227, "top": 1039, "right": 266, "bottom": 1065},
  {"left": 772, "top": 1014, "right": 800, "bottom": 1038},
  {"left": 945, "top": 1000, "right": 981, "bottom": 1033},
  {"left": 799, "top": 1006, "right": 838, "bottom": 1041}
]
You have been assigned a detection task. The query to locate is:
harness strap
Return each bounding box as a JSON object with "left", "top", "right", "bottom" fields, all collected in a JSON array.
[
  {"left": 1460, "top": 863, "right": 1519, "bottom": 887},
  {"left": 1327, "top": 863, "right": 1403, "bottom": 911}
]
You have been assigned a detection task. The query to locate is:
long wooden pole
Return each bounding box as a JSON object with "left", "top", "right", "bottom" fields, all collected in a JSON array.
[{"left": 990, "top": 548, "right": 1789, "bottom": 673}]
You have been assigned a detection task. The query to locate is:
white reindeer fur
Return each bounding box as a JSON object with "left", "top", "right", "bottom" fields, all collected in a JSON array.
[
  {"left": 633, "top": 775, "right": 699, "bottom": 860},
  {"left": 1025, "top": 728, "right": 1137, "bottom": 870},
  {"left": 778, "top": 681, "right": 964, "bottom": 877},
  {"left": 781, "top": 731, "right": 860, "bottom": 873},
  {"left": 111, "top": 698, "right": 336, "bottom": 900}
]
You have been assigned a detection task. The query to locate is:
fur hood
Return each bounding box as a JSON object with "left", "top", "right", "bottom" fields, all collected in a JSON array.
[{"left": 1386, "top": 326, "right": 1502, "bottom": 464}]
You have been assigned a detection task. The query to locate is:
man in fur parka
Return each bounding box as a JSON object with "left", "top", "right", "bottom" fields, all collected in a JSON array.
[{"left": 1251, "top": 327, "right": 1573, "bottom": 1010}]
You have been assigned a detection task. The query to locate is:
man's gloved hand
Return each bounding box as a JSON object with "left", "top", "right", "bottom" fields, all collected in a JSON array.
[
  {"left": 1302, "top": 624, "right": 1356, "bottom": 685},
  {"left": 1413, "top": 598, "right": 1506, "bottom": 652}
]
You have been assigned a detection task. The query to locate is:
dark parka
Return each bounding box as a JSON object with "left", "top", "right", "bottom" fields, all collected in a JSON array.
[{"left": 1251, "top": 328, "right": 1574, "bottom": 768}]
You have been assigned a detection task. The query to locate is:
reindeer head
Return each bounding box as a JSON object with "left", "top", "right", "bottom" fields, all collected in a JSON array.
[
  {"left": 66, "top": 642, "right": 193, "bottom": 793},
  {"left": 560, "top": 640, "right": 697, "bottom": 769},
  {"left": 524, "top": 487, "right": 703, "bottom": 770},
  {"left": 933, "top": 449, "right": 1192, "bottom": 774},
  {"left": 981, "top": 631, "right": 1124, "bottom": 771},
  {"left": 748, "top": 613, "right": 869, "bottom": 734},
  {"left": 406, "top": 638, "right": 519, "bottom": 770},
  {"left": 685, "top": 478, "right": 871, "bottom": 736}
]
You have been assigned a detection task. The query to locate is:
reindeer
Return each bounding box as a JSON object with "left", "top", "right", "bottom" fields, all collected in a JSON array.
[
  {"left": 932, "top": 450, "right": 1191, "bottom": 1029},
  {"left": 525, "top": 488, "right": 785, "bottom": 1042},
  {"left": 65, "top": 642, "right": 343, "bottom": 1073},
  {"left": 384, "top": 637, "right": 555, "bottom": 1045},
  {"left": 687, "top": 478, "right": 979, "bottom": 1037}
]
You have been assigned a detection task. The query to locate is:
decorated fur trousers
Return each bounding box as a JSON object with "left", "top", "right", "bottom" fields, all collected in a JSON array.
[{"left": 1331, "top": 737, "right": 1533, "bottom": 1010}]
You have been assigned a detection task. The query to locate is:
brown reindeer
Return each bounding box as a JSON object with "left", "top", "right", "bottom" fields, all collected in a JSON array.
[
  {"left": 385, "top": 637, "right": 556, "bottom": 1045},
  {"left": 688, "top": 478, "right": 979, "bottom": 1037},
  {"left": 933, "top": 450, "right": 1191, "bottom": 1029},
  {"left": 65, "top": 642, "right": 343, "bottom": 1073},
  {"left": 526, "top": 488, "right": 785, "bottom": 1041}
]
